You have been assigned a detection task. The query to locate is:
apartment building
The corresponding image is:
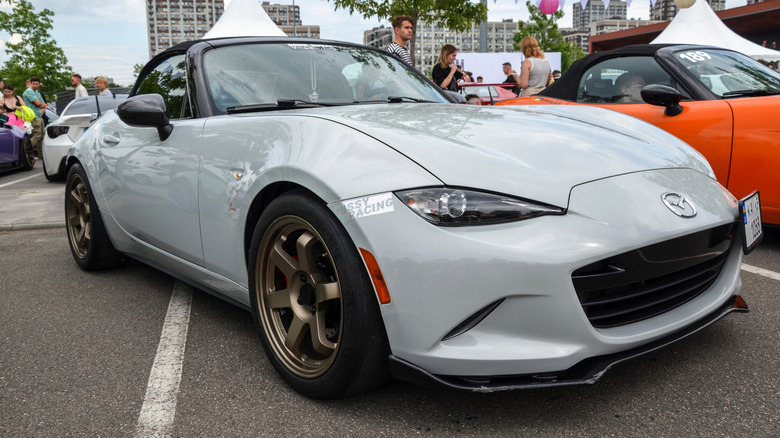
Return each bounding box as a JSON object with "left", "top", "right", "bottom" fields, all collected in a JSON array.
[
  {"left": 364, "top": 19, "right": 519, "bottom": 72},
  {"left": 650, "top": 0, "right": 725, "bottom": 21},
  {"left": 261, "top": 1, "right": 320, "bottom": 38},
  {"left": 145, "top": 0, "right": 224, "bottom": 57}
]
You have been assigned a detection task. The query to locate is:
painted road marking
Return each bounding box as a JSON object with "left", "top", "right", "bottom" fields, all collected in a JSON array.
[
  {"left": 741, "top": 263, "right": 780, "bottom": 281},
  {"left": 0, "top": 172, "right": 40, "bottom": 188},
  {"left": 135, "top": 280, "right": 193, "bottom": 437}
]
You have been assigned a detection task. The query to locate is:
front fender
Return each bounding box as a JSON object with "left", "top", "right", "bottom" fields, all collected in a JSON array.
[{"left": 197, "top": 113, "right": 442, "bottom": 287}]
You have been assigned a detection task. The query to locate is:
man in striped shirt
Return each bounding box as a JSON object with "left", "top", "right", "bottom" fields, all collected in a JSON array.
[{"left": 386, "top": 16, "right": 413, "bottom": 66}]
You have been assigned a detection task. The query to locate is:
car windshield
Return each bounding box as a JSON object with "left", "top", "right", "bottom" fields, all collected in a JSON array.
[
  {"left": 675, "top": 48, "right": 780, "bottom": 98},
  {"left": 63, "top": 96, "right": 126, "bottom": 117},
  {"left": 203, "top": 42, "right": 449, "bottom": 114}
]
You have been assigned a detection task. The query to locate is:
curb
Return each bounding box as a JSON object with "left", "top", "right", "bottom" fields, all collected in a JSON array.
[{"left": 0, "top": 222, "right": 67, "bottom": 232}]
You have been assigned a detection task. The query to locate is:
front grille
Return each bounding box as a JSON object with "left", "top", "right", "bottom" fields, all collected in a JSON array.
[{"left": 572, "top": 223, "right": 735, "bottom": 328}]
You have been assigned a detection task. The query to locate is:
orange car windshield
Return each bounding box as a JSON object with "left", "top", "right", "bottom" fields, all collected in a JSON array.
[{"left": 675, "top": 48, "right": 780, "bottom": 98}]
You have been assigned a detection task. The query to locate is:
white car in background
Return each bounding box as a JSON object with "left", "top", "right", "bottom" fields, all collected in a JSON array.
[{"left": 42, "top": 95, "right": 127, "bottom": 181}]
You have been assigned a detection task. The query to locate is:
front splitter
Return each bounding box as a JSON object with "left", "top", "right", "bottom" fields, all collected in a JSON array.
[{"left": 389, "top": 295, "right": 748, "bottom": 393}]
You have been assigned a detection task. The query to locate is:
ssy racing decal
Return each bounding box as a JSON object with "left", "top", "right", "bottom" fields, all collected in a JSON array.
[{"left": 331, "top": 193, "right": 394, "bottom": 221}]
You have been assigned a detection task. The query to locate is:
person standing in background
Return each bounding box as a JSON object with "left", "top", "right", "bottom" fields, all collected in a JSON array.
[
  {"left": 95, "top": 76, "right": 113, "bottom": 97},
  {"left": 431, "top": 45, "right": 470, "bottom": 91},
  {"left": 72, "top": 74, "right": 88, "bottom": 98},
  {"left": 517, "top": 36, "right": 551, "bottom": 96},
  {"left": 22, "top": 77, "right": 46, "bottom": 157},
  {"left": 386, "top": 16, "right": 413, "bottom": 66},
  {"left": 501, "top": 62, "right": 520, "bottom": 95}
]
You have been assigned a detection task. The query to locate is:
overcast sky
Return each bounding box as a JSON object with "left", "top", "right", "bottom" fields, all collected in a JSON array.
[{"left": 0, "top": 0, "right": 747, "bottom": 87}]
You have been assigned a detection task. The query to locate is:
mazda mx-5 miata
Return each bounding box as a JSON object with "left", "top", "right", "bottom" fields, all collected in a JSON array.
[{"left": 64, "top": 37, "right": 761, "bottom": 399}]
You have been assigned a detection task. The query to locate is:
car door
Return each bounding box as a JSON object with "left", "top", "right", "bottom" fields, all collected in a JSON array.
[
  {"left": 724, "top": 95, "right": 780, "bottom": 224},
  {"left": 576, "top": 56, "right": 735, "bottom": 185},
  {"left": 0, "top": 128, "right": 17, "bottom": 164},
  {"left": 99, "top": 53, "right": 208, "bottom": 264}
]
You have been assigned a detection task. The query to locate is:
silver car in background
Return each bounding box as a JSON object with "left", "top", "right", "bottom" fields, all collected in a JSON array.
[{"left": 63, "top": 37, "right": 759, "bottom": 399}]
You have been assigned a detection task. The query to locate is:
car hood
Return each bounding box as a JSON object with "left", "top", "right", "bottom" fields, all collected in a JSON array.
[{"left": 294, "top": 104, "right": 712, "bottom": 208}]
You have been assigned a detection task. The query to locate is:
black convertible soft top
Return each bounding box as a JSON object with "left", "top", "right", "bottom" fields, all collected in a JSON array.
[{"left": 541, "top": 44, "right": 689, "bottom": 100}]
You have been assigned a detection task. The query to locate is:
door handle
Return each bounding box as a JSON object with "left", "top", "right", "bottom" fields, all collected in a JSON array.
[{"left": 100, "top": 134, "right": 120, "bottom": 145}]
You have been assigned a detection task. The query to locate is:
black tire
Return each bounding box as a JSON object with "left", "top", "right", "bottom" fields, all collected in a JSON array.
[
  {"left": 19, "top": 135, "right": 35, "bottom": 171},
  {"left": 65, "top": 163, "right": 126, "bottom": 270},
  {"left": 248, "top": 190, "right": 390, "bottom": 399}
]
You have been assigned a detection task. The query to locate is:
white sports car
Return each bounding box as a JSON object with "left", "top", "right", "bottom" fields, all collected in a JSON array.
[
  {"left": 64, "top": 37, "right": 761, "bottom": 399},
  {"left": 42, "top": 95, "right": 126, "bottom": 181}
]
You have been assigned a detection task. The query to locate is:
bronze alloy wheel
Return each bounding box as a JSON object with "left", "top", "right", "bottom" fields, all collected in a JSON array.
[
  {"left": 66, "top": 172, "right": 92, "bottom": 259},
  {"left": 256, "top": 215, "right": 343, "bottom": 379}
]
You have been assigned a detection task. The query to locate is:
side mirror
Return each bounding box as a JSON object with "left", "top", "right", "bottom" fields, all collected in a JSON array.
[
  {"left": 641, "top": 84, "right": 684, "bottom": 117},
  {"left": 442, "top": 90, "right": 466, "bottom": 104},
  {"left": 117, "top": 94, "right": 174, "bottom": 141}
]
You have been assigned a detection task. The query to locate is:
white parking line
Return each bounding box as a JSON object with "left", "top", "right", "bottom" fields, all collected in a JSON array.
[
  {"left": 0, "top": 172, "right": 40, "bottom": 188},
  {"left": 135, "top": 280, "right": 193, "bottom": 438},
  {"left": 741, "top": 263, "right": 780, "bottom": 281}
]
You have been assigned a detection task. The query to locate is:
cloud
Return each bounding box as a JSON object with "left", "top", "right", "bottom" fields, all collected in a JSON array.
[{"left": 35, "top": 0, "right": 145, "bottom": 23}]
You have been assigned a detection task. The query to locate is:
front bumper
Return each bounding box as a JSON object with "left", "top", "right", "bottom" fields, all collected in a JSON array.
[
  {"left": 333, "top": 168, "right": 745, "bottom": 379},
  {"left": 388, "top": 295, "right": 748, "bottom": 392},
  {"left": 42, "top": 133, "right": 73, "bottom": 177}
]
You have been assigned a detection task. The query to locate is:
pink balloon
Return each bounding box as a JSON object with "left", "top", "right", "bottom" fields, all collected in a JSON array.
[{"left": 540, "top": 0, "right": 559, "bottom": 14}]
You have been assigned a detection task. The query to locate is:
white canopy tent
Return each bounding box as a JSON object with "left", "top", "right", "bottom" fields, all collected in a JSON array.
[
  {"left": 203, "top": 0, "right": 287, "bottom": 39},
  {"left": 651, "top": 0, "right": 780, "bottom": 61}
]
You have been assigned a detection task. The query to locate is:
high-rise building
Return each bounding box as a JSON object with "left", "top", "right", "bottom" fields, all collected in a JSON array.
[
  {"left": 572, "top": 0, "right": 628, "bottom": 30},
  {"left": 145, "top": 0, "right": 225, "bottom": 57},
  {"left": 650, "top": 0, "right": 725, "bottom": 21},
  {"left": 364, "top": 26, "right": 393, "bottom": 49},
  {"left": 261, "top": 1, "right": 320, "bottom": 38},
  {"left": 364, "top": 18, "right": 519, "bottom": 73}
]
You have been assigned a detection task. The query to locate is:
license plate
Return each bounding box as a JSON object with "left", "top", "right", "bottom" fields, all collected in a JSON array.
[{"left": 739, "top": 191, "right": 762, "bottom": 254}]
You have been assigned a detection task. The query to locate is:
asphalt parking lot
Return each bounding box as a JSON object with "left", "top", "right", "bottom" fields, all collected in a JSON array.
[{"left": 1, "top": 168, "right": 779, "bottom": 437}]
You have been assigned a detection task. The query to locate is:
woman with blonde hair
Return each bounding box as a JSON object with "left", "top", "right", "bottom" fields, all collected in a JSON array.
[
  {"left": 95, "top": 76, "right": 113, "bottom": 97},
  {"left": 517, "top": 36, "right": 551, "bottom": 96},
  {"left": 431, "top": 44, "right": 471, "bottom": 91}
]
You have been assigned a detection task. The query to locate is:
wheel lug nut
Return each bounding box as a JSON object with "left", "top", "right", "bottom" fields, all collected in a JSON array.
[
  {"left": 310, "top": 306, "right": 316, "bottom": 314},
  {"left": 300, "top": 274, "right": 307, "bottom": 283},
  {"left": 297, "top": 297, "right": 303, "bottom": 304}
]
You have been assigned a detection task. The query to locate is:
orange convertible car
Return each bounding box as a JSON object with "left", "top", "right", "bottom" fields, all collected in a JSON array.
[{"left": 498, "top": 44, "right": 780, "bottom": 225}]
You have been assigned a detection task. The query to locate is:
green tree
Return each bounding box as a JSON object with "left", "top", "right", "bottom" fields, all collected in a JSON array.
[
  {"left": 329, "top": 0, "right": 488, "bottom": 65},
  {"left": 513, "top": 0, "right": 584, "bottom": 72},
  {"left": 133, "top": 63, "right": 145, "bottom": 79},
  {"left": 0, "top": 0, "right": 72, "bottom": 93}
]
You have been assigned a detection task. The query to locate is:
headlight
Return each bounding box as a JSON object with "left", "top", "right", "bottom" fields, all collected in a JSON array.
[
  {"left": 395, "top": 187, "right": 564, "bottom": 226},
  {"left": 46, "top": 125, "right": 69, "bottom": 139}
]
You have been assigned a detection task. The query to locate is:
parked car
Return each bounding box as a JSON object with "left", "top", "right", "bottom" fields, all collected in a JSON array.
[
  {"left": 42, "top": 95, "right": 127, "bottom": 181},
  {"left": 0, "top": 108, "right": 59, "bottom": 174},
  {"left": 497, "top": 44, "right": 780, "bottom": 225},
  {"left": 458, "top": 83, "right": 518, "bottom": 105},
  {"left": 0, "top": 122, "right": 34, "bottom": 173},
  {"left": 64, "top": 37, "right": 759, "bottom": 399}
]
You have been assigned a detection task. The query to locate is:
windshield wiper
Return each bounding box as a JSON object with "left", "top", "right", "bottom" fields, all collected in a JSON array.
[
  {"left": 721, "top": 89, "right": 780, "bottom": 98},
  {"left": 387, "top": 96, "right": 435, "bottom": 103},
  {"left": 227, "top": 99, "right": 339, "bottom": 114}
]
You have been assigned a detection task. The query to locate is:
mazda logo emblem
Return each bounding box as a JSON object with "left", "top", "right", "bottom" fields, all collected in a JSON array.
[{"left": 661, "top": 192, "right": 697, "bottom": 218}]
